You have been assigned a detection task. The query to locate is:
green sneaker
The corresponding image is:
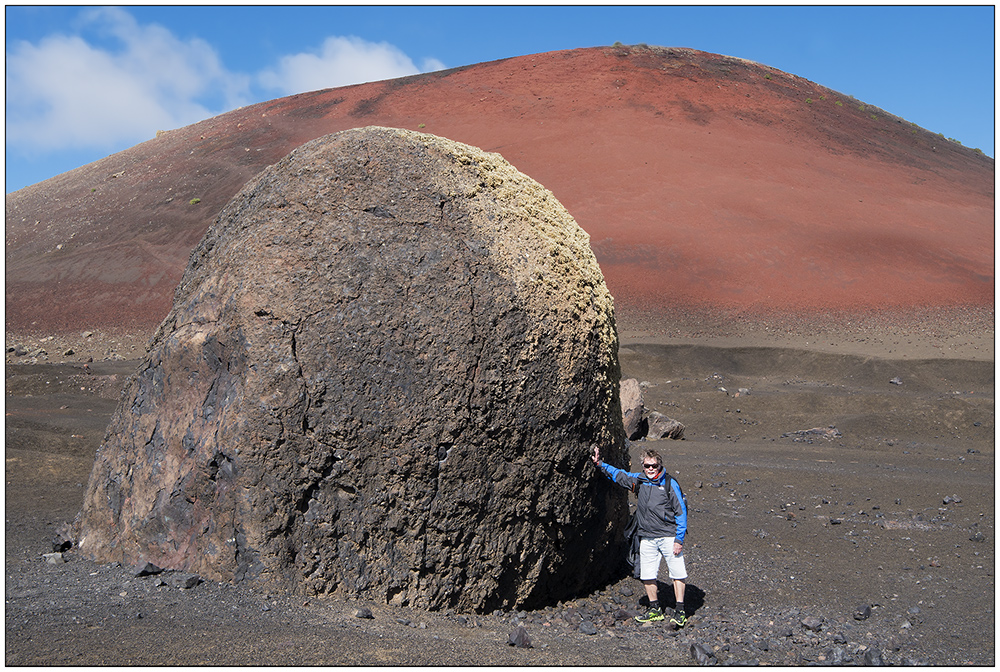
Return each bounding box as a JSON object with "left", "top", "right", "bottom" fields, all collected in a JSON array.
[
  {"left": 635, "top": 606, "right": 665, "bottom": 623},
  {"left": 670, "top": 610, "right": 688, "bottom": 628}
]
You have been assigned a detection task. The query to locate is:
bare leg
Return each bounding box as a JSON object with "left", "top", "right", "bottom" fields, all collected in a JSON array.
[
  {"left": 673, "top": 579, "right": 686, "bottom": 606},
  {"left": 642, "top": 579, "right": 658, "bottom": 604}
]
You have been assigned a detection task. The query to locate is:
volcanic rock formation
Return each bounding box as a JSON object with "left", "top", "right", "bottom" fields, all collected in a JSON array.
[{"left": 74, "top": 127, "right": 629, "bottom": 612}]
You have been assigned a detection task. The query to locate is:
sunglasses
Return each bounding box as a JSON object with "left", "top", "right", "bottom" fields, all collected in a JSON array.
[{"left": 642, "top": 463, "right": 660, "bottom": 469}]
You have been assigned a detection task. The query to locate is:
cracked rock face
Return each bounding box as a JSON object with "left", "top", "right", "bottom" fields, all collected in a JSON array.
[{"left": 75, "top": 127, "right": 628, "bottom": 612}]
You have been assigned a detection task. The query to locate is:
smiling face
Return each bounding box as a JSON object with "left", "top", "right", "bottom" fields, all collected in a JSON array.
[{"left": 640, "top": 449, "right": 663, "bottom": 478}]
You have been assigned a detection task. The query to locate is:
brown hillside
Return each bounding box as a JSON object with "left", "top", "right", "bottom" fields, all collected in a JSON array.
[{"left": 5, "top": 46, "right": 994, "bottom": 341}]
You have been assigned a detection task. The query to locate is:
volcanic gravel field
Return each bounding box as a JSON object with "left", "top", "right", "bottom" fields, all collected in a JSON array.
[{"left": 6, "top": 327, "right": 993, "bottom": 665}]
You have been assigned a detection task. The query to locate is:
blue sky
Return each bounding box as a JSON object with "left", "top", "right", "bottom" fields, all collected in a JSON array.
[{"left": 5, "top": 5, "right": 995, "bottom": 193}]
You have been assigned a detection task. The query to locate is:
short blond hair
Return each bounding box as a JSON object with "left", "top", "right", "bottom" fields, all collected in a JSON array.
[{"left": 640, "top": 449, "right": 662, "bottom": 467}]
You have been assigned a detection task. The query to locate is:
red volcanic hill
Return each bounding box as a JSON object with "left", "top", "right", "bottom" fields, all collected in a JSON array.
[{"left": 5, "top": 46, "right": 994, "bottom": 340}]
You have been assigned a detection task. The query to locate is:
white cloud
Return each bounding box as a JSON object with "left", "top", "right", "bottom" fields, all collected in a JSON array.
[
  {"left": 5, "top": 8, "right": 446, "bottom": 159},
  {"left": 421, "top": 57, "right": 448, "bottom": 74},
  {"left": 5, "top": 7, "right": 251, "bottom": 154},
  {"left": 259, "top": 35, "right": 445, "bottom": 96}
]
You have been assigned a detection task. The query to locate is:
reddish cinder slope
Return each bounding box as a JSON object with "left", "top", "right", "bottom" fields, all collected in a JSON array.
[{"left": 5, "top": 46, "right": 993, "bottom": 338}]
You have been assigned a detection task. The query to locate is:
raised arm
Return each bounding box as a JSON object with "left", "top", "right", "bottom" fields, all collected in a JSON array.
[{"left": 591, "top": 445, "right": 639, "bottom": 490}]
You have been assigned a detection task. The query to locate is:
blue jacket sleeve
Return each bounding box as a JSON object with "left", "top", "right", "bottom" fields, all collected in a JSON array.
[
  {"left": 670, "top": 479, "right": 687, "bottom": 544},
  {"left": 598, "top": 462, "right": 640, "bottom": 491}
]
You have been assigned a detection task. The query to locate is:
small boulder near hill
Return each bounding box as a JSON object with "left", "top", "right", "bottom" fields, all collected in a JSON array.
[
  {"left": 75, "top": 127, "right": 628, "bottom": 613},
  {"left": 620, "top": 378, "right": 646, "bottom": 440},
  {"left": 618, "top": 378, "right": 684, "bottom": 441}
]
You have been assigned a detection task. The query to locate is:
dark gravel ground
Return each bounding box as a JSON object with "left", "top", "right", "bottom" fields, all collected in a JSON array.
[{"left": 6, "top": 342, "right": 994, "bottom": 665}]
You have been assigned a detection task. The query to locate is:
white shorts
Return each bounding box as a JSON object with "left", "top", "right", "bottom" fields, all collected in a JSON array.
[{"left": 638, "top": 536, "right": 687, "bottom": 581}]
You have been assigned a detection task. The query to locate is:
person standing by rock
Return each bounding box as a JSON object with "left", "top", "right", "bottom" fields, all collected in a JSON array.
[{"left": 592, "top": 445, "right": 688, "bottom": 627}]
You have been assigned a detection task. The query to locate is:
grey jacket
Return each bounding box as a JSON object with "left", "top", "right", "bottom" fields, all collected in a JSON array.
[{"left": 598, "top": 461, "right": 687, "bottom": 544}]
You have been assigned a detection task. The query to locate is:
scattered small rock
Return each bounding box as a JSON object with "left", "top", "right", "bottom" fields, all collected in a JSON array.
[
  {"left": 354, "top": 607, "right": 374, "bottom": 619},
  {"left": 854, "top": 604, "right": 872, "bottom": 620},
  {"left": 901, "top": 655, "right": 929, "bottom": 666},
  {"left": 133, "top": 562, "right": 163, "bottom": 577},
  {"left": 889, "top": 376, "right": 903, "bottom": 385},
  {"left": 167, "top": 573, "right": 202, "bottom": 589},
  {"left": 801, "top": 616, "right": 823, "bottom": 632},
  {"left": 864, "top": 646, "right": 884, "bottom": 666},
  {"left": 51, "top": 537, "right": 72, "bottom": 553},
  {"left": 51, "top": 524, "right": 74, "bottom": 552},
  {"left": 612, "top": 608, "right": 633, "bottom": 621},
  {"left": 42, "top": 552, "right": 65, "bottom": 565},
  {"left": 578, "top": 620, "right": 598, "bottom": 635},
  {"left": 828, "top": 646, "right": 847, "bottom": 665},
  {"left": 690, "top": 642, "right": 716, "bottom": 665},
  {"left": 508, "top": 625, "right": 532, "bottom": 648},
  {"left": 942, "top": 495, "right": 962, "bottom": 505}
]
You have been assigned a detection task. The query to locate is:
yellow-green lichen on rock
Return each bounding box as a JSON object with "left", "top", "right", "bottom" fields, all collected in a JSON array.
[{"left": 400, "top": 126, "right": 619, "bottom": 400}]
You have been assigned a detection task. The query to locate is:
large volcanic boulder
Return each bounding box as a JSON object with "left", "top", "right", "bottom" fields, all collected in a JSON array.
[{"left": 75, "top": 126, "right": 628, "bottom": 612}]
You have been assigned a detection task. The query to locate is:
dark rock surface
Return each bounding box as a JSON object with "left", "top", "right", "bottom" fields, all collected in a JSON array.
[{"left": 73, "top": 127, "right": 627, "bottom": 613}]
